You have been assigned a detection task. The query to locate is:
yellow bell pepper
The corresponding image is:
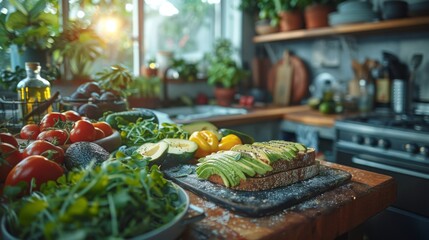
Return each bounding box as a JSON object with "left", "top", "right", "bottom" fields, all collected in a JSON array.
[
  {"left": 218, "top": 134, "right": 242, "bottom": 151},
  {"left": 189, "top": 130, "right": 219, "bottom": 158}
]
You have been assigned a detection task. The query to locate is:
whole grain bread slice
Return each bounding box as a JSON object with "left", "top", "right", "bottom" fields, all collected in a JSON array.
[
  {"left": 208, "top": 162, "right": 320, "bottom": 191},
  {"left": 258, "top": 148, "right": 316, "bottom": 177}
]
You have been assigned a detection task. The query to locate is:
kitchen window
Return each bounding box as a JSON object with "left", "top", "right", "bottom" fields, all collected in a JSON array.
[{"left": 0, "top": 0, "right": 242, "bottom": 79}]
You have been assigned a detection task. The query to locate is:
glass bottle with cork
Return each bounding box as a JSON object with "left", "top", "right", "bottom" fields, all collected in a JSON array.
[{"left": 17, "top": 62, "right": 52, "bottom": 123}]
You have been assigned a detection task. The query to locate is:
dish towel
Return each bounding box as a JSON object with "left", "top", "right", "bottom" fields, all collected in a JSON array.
[{"left": 296, "top": 124, "right": 319, "bottom": 151}]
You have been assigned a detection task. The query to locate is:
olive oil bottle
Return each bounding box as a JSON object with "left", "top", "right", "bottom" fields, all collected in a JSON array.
[{"left": 17, "top": 62, "right": 51, "bottom": 123}]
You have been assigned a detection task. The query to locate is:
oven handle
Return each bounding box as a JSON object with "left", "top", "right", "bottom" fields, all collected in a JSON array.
[{"left": 352, "top": 157, "right": 429, "bottom": 180}]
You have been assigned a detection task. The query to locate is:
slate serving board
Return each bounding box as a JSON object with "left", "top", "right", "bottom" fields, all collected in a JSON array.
[{"left": 164, "top": 165, "right": 351, "bottom": 218}]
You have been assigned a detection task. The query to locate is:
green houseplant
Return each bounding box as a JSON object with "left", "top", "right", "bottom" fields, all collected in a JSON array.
[
  {"left": 0, "top": 0, "right": 60, "bottom": 68},
  {"left": 207, "top": 39, "right": 247, "bottom": 106},
  {"left": 53, "top": 21, "right": 106, "bottom": 81},
  {"left": 239, "top": 0, "right": 279, "bottom": 34}
]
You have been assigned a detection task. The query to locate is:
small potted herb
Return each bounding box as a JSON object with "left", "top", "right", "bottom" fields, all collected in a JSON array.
[{"left": 206, "top": 39, "right": 247, "bottom": 106}]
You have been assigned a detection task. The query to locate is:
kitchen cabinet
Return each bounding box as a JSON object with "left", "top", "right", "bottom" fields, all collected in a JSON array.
[{"left": 253, "top": 16, "right": 429, "bottom": 43}]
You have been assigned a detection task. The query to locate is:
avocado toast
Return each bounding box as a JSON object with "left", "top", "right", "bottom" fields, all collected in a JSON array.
[{"left": 195, "top": 140, "right": 319, "bottom": 191}]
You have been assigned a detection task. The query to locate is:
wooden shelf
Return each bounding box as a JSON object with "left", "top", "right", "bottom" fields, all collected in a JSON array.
[{"left": 253, "top": 16, "right": 429, "bottom": 43}]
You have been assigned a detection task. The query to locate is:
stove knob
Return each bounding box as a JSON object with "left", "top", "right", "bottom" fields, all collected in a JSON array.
[
  {"left": 405, "top": 143, "right": 419, "bottom": 154},
  {"left": 420, "top": 146, "right": 429, "bottom": 157},
  {"left": 352, "top": 135, "right": 364, "bottom": 144},
  {"left": 378, "top": 139, "right": 390, "bottom": 149},
  {"left": 365, "top": 137, "right": 377, "bottom": 146}
]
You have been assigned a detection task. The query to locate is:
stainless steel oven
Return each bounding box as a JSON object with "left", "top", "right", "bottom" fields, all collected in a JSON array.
[{"left": 334, "top": 113, "right": 429, "bottom": 240}]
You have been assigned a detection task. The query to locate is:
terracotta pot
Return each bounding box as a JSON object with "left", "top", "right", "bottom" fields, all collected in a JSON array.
[
  {"left": 278, "top": 10, "right": 304, "bottom": 32},
  {"left": 304, "top": 4, "right": 334, "bottom": 29},
  {"left": 214, "top": 87, "right": 236, "bottom": 106}
]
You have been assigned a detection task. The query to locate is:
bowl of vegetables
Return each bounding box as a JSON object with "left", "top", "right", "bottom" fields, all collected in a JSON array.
[{"left": 1, "top": 152, "right": 204, "bottom": 239}]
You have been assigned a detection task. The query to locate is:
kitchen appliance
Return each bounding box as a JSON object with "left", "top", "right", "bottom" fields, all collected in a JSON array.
[{"left": 334, "top": 113, "right": 429, "bottom": 239}]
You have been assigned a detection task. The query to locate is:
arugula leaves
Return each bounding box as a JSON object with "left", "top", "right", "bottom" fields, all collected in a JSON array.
[{"left": 2, "top": 151, "right": 185, "bottom": 239}]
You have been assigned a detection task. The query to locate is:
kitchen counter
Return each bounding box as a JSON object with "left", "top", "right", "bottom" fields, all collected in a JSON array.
[
  {"left": 174, "top": 105, "right": 352, "bottom": 128},
  {"left": 182, "top": 160, "right": 396, "bottom": 240}
]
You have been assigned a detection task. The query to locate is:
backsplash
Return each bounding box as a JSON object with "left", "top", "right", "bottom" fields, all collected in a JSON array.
[{"left": 269, "top": 31, "right": 429, "bottom": 102}]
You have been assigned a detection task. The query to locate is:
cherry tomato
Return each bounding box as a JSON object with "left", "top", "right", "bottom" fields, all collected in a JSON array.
[
  {"left": 37, "top": 129, "right": 69, "bottom": 146},
  {"left": 92, "top": 121, "right": 113, "bottom": 137},
  {"left": 20, "top": 124, "right": 41, "bottom": 140},
  {"left": 40, "top": 112, "right": 67, "bottom": 131},
  {"left": 0, "top": 132, "right": 19, "bottom": 148},
  {"left": 22, "top": 140, "right": 65, "bottom": 165},
  {"left": 5, "top": 155, "right": 64, "bottom": 194},
  {"left": 94, "top": 127, "right": 105, "bottom": 140},
  {"left": 70, "top": 120, "right": 96, "bottom": 143},
  {"left": 0, "top": 143, "right": 22, "bottom": 183},
  {"left": 62, "top": 110, "right": 82, "bottom": 122}
]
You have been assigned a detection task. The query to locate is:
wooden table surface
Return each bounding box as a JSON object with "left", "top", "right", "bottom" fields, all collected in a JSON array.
[{"left": 181, "top": 160, "right": 396, "bottom": 240}]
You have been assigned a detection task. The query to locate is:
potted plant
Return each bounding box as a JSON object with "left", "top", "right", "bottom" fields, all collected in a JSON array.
[
  {"left": 207, "top": 39, "right": 247, "bottom": 106},
  {"left": 127, "top": 75, "right": 162, "bottom": 109},
  {"left": 53, "top": 21, "right": 106, "bottom": 82},
  {"left": 0, "top": 0, "right": 60, "bottom": 68},
  {"left": 239, "top": 0, "right": 279, "bottom": 35},
  {"left": 274, "top": 0, "right": 306, "bottom": 32},
  {"left": 303, "top": 0, "right": 345, "bottom": 29}
]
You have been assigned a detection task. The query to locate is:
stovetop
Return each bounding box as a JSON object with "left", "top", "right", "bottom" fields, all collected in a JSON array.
[{"left": 341, "top": 113, "right": 429, "bottom": 133}]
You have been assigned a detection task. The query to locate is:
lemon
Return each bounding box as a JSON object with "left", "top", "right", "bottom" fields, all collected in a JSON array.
[{"left": 319, "top": 101, "right": 336, "bottom": 114}]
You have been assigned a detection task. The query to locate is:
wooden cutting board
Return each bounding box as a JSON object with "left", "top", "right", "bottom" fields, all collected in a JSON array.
[
  {"left": 273, "top": 51, "right": 293, "bottom": 106},
  {"left": 268, "top": 53, "right": 309, "bottom": 105},
  {"left": 164, "top": 164, "right": 351, "bottom": 217}
]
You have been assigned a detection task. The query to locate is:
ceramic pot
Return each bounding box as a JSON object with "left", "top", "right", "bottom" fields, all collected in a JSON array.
[
  {"left": 304, "top": 4, "right": 333, "bottom": 29},
  {"left": 278, "top": 10, "right": 304, "bottom": 32},
  {"left": 214, "top": 87, "right": 236, "bottom": 106}
]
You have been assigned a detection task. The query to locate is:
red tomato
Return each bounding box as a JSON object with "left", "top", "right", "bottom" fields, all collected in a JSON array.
[
  {"left": 0, "top": 132, "right": 19, "bottom": 148},
  {"left": 92, "top": 121, "right": 113, "bottom": 137},
  {"left": 94, "top": 127, "right": 105, "bottom": 140},
  {"left": 0, "top": 143, "right": 22, "bottom": 183},
  {"left": 62, "top": 110, "right": 82, "bottom": 122},
  {"left": 22, "top": 140, "right": 65, "bottom": 165},
  {"left": 5, "top": 155, "right": 64, "bottom": 194},
  {"left": 40, "top": 112, "right": 67, "bottom": 131},
  {"left": 37, "top": 129, "right": 69, "bottom": 146},
  {"left": 70, "top": 120, "right": 96, "bottom": 143},
  {"left": 20, "top": 124, "right": 41, "bottom": 140}
]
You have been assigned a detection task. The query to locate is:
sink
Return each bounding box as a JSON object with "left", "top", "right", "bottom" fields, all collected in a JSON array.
[{"left": 155, "top": 105, "right": 247, "bottom": 121}]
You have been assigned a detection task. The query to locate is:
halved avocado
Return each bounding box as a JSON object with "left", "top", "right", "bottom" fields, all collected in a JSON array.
[
  {"left": 136, "top": 141, "right": 169, "bottom": 166},
  {"left": 162, "top": 138, "right": 198, "bottom": 167}
]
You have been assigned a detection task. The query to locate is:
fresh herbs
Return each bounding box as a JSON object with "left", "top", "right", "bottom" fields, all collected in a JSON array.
[
  {"left": 119, "top": 118, "right": 189, "bottom": 147},
  {"left": 2, "top": 151, "right": 185, "bottom": 239}
]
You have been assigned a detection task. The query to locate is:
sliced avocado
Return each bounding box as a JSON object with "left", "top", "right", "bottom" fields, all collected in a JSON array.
[
  {"left": 249, "top": 145, "right": 283, "bottom": 162},
  {"left": 162, "top": 138, "right": 198, "bottom": 167},
  {"left": 203, "top": 157, "right": 245, "bottom": 183},
  {"left": 196, "top": 161, "right": 240, "bottom": 187},
  {"left": 196, "top": 164, "right": 231, "bottom": 187},
  {"left": 269, "top": 140, "right": 307, "bottom": 152},
  {"left": 181, "top": 121, "right": 221, "bottom": 139},
  {"left": 213, "top": 157, "right": 247, "bottom": 180},
  {"left": 255, "top": 142, "right": 297, "bottom": 160},
  {"left": 231, "top": 144, "right": 270, "bottom": 164},
  {"left": 253, "top": 142, "right": 294, "bottom": 161},
  {"left": 240, "top": 156, "right": 272, "bottom": 175},
  {"left": 205, "top": 151, "right": 255, "bottom": 177}
]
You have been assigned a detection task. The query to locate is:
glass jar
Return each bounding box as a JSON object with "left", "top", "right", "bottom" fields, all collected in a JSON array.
[{"left": 17, "top": 62, "right": 52, "bottom": 123}]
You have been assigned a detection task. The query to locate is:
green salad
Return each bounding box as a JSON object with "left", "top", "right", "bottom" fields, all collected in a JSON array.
[{"left": 2, "top": 151, "right": 185, "bottom": 239}]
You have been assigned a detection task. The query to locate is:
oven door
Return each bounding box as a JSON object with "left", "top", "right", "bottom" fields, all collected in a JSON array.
[{"left": 335, "top": 147, "right": 429, "bottom": 240}]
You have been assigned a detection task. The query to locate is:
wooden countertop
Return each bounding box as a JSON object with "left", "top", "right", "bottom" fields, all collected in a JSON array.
[{"left": 182, "top": 160, "right": 396, "bottom": 240}]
